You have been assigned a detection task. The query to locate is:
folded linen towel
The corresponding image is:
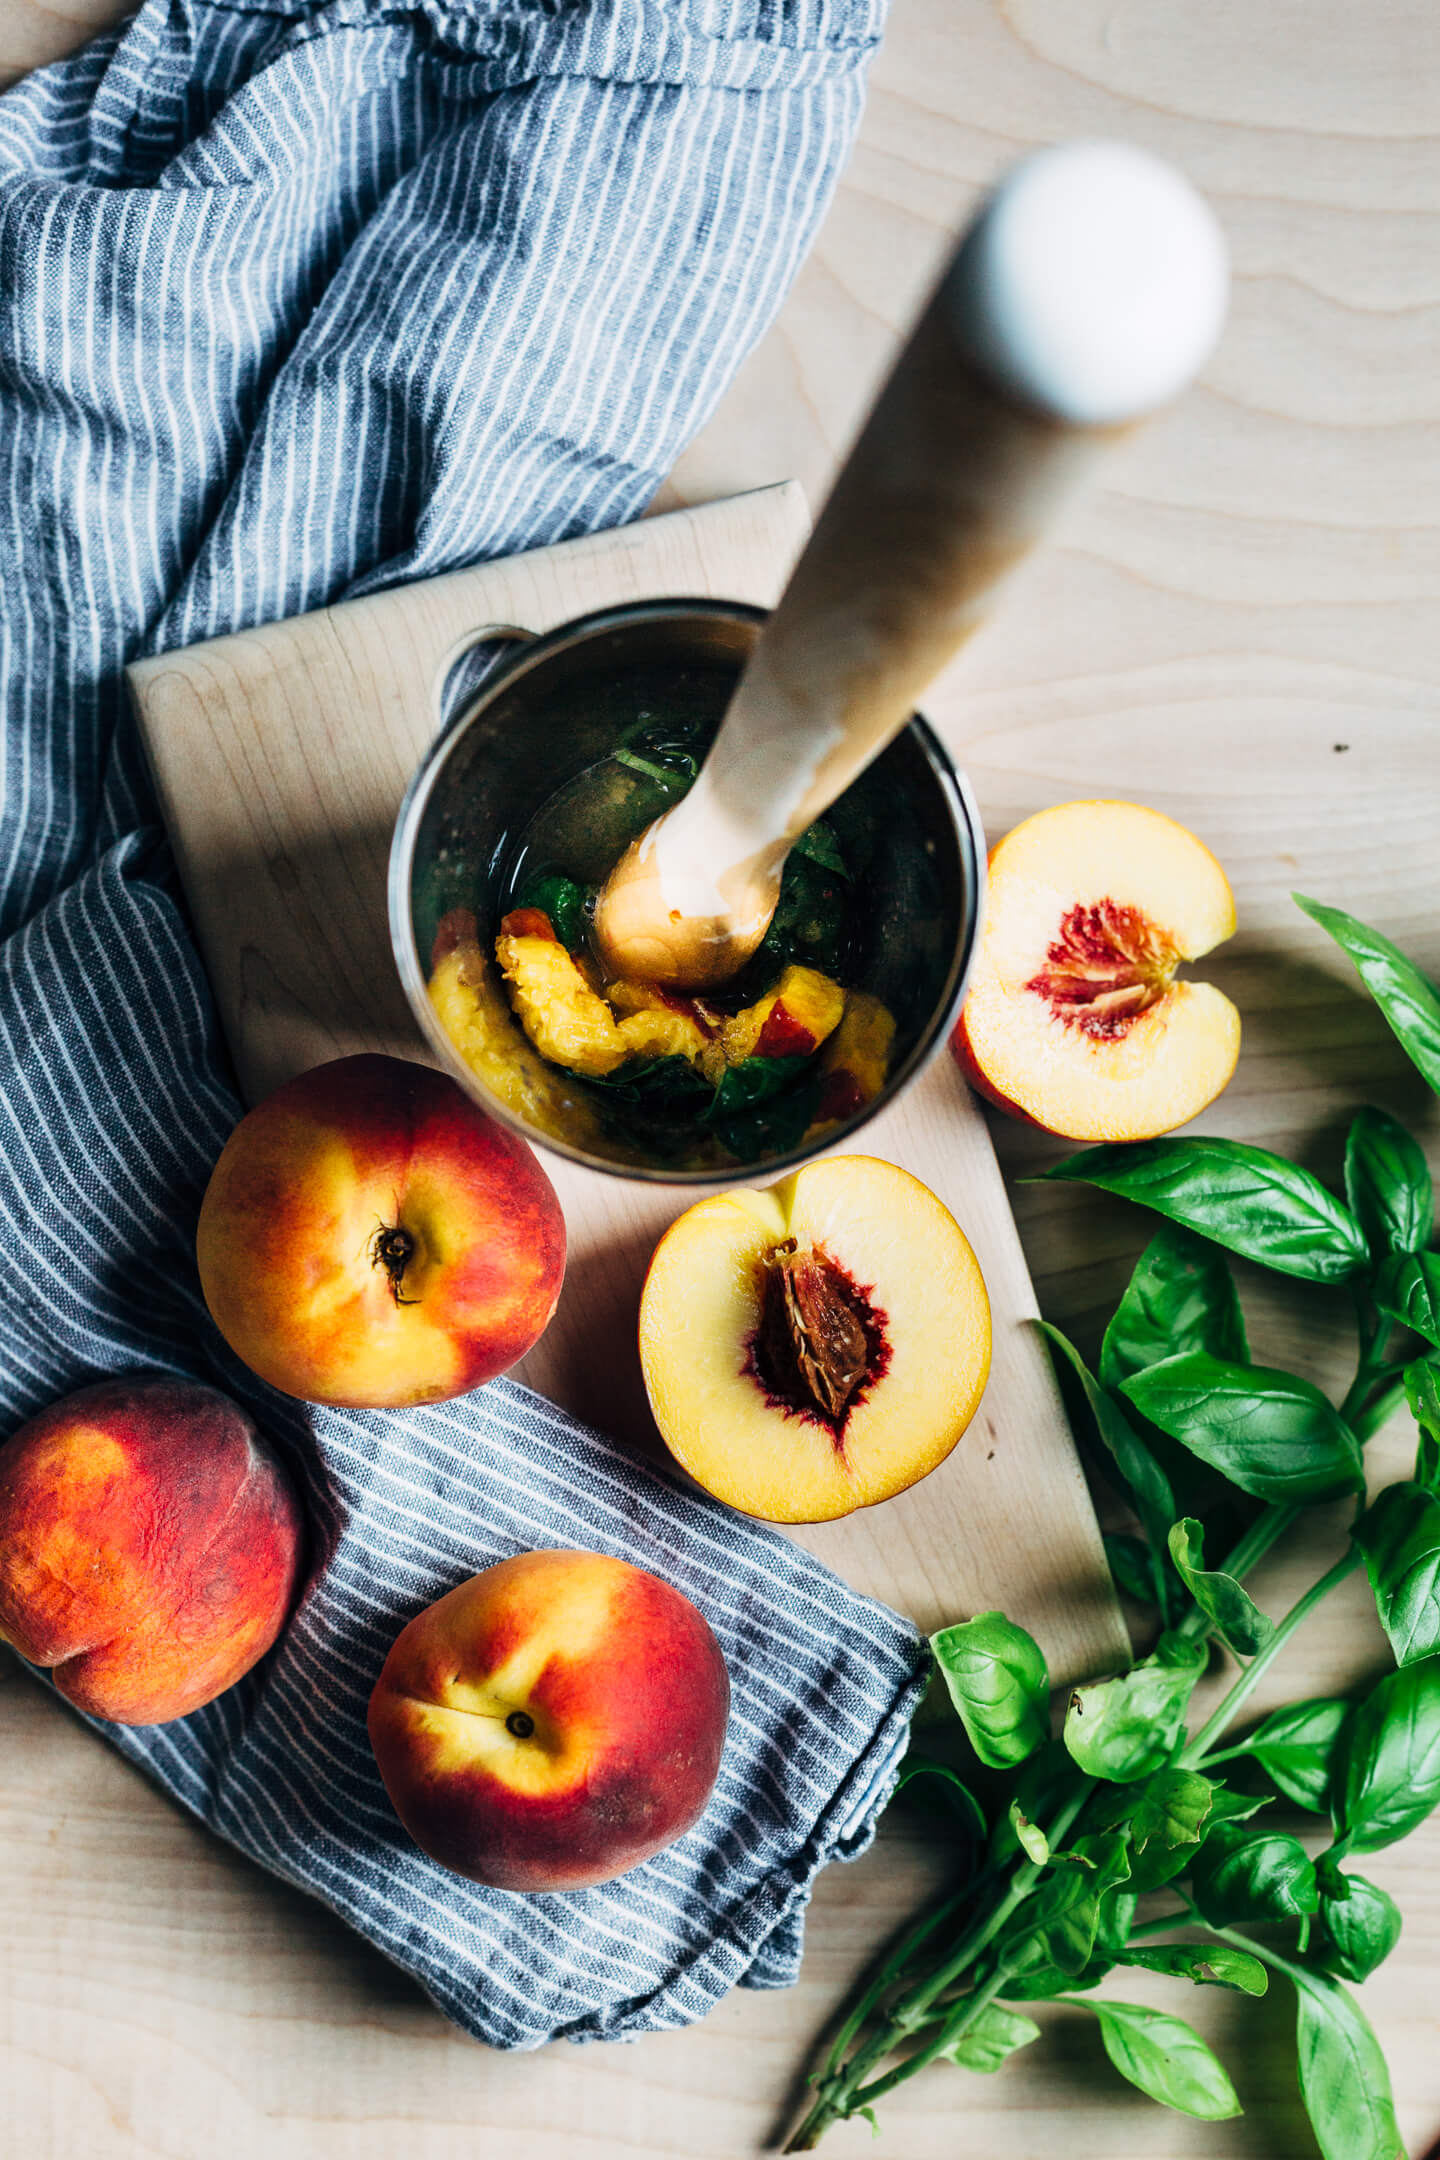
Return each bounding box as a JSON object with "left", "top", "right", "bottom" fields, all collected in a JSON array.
[{"left": 0, "top": 0, "right": 925, "bottom": 2049}]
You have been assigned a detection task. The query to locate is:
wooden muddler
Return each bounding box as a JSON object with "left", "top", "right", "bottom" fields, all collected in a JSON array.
[{"left": 593, "top": 141, "right": 1229, "bottom": 989}]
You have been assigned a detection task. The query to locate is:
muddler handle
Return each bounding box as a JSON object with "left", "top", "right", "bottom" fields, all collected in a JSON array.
[{"left": 647, "top": 141, "right": 1228, "bottom": 920}]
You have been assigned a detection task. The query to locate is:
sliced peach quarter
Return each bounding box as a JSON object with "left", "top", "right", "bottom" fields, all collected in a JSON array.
[
  {"left": 955, "top": 800, "right": 1240, "bottom": 1143},
  {"left": 638, "top": 1156, "right": 991, "bottom": 1523}
]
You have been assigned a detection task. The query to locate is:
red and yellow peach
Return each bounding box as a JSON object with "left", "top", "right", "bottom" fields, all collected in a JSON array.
[
  {"left": 197, "top": 1053, "right": 566, "bottom": 1409},
  {"left": 367, "top": 1549, "right": 730, "bottom": 1892},
  {"left": 0, "top": 1375, "right": 303, "bottom": 1724}
]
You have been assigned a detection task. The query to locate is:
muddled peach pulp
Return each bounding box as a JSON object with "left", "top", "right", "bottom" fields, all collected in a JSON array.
[{"left": 427, "top": 685, "right": 903, "bottom": 1168}]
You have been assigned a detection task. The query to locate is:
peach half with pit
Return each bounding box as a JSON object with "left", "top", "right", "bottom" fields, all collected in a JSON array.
[
  {"left": 367, "top": 1550, "right": 729, "bottom": 1892},
  {"left": 0, "top": 1375, "right": 303, "bottom": 1724},
  {"left": 954, "top": 800, "right": 1240, "bottom": 1143},
  {"left": 638, "top": 1156, "right": 991, "bottom": 1523}
]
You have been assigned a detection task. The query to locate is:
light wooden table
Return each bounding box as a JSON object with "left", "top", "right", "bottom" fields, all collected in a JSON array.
[{"left": 3, "top": 3, "right": 1438, "bottom": 2155}]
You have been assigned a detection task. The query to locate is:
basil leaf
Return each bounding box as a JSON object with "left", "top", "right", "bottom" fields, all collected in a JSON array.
[
  {"left": 1314, "top": 1866, "right": 1402, "bottom": 1985},
  {"left": 1354, "top": 1481, "right": 1440, "bottom": 1665},
  {"left": 1009, "top": 1801, "right": 1049, "bottom": 1865},
  {"left": 1104, "top": 1533, "right": 1162, "bottom": 1607},
  {"left": 1295, "top": 892, "right": 1440, "bottom": 1097},
  {"left": 1118, "top": 1766, "right": 1215, "bottom": 1892},
  {"left": 702, "top": 1055, "right": 808, "bottom": 1121},
  {"left": 1167, "top": 1516, "right": 1275, "bottom": 1655},
  {"left": 514, "top": 871, "right": 587, "bottom": 950},
  {"left": 1042, "top": 1137, "right": 1369, "bottom": 1284},
  {"left": 1292, "top": 1967, "right": 1405, "bottom": 2160},
  {"left": 1188, "top": 1820, "right": 1319, "bottom": 1925},
  {"left": 1121, "top": 1353, "right": 1363, "bottom": 1502},
  {"left": 1407, "top": 1359, "right": 1440, "bottom": 1492},
  {"left": 1337, "top": 1655, "right": 1440, "bottom": 1852},
  {"left": 1117, "top": 1943, "right": 1268, "bottom": 1997},
  {"left": 999, "top": 1955, "right": 1113, "bottom": 2001},
  {"left": 1036, "top": 1323, "right": 1175, "bottom": 1560},
  {"left": 1372, "top": 1249, "right": 1440, "bottom": 1350},
  {"left": 1243, "top": 1697, "right": 1351, "bottom": 1812},
  {"left": 1095, "top": 1885, "right": 1137, "bottom": 1959},
  {"left": 986, "top": 1742, "right": 1089, "bottom": 1869},
  {"left": 939, "top": 2002, "right": 1041, "bottom": 2073},
  {"left": 1084, "top": 2001, "right": 1241, "bottom": 2120},
  {"left": 1199, "top": 1784, "right": 1274, "bottom": 1833},
  {"left": 1069, "top": 1827, "right": 1133, "bottom": 1899},
  {"left": 1100, "top": 1223, "right": 1248, "bottom": 1389},
  {"left": 791, "top": 818, "right": 848, "bottom": 879},
  {"left": 1001, "top": 1861, "right": 1100, "bottom": 1979},
  {"left": 1345, "top": 1106, "right": 1434, "bottom": 1259},
  {"left": 892, "top": 1756, "right": 987, "bottom": 1840},
  {"left": 931, "top": 1612, "right": 1050, "bottom": 1770},
  {"left": 1064, "top": 1639, "right": 1204, "bottom": 1783}
]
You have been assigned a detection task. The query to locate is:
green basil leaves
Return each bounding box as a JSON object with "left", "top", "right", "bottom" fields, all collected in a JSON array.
[
  {"left": 1295, "top": 892, "right": 1440, "bottom": 1097},
  {"left": 1041, "top": 1137, "right": 1369, "bottom": 1283},
  {"left": 1314, "top": 1864, "right": 1402, "bottom": 1985},
  {"left": 1082, "top": 2000, "right": 1242, "bottom": 2120},
  {"left": 1407, "top": 1360, "right": 1440, "bottom": 1491},
  {"left": 1167, "top": 1517, "right": 1275, "bottom": 1655},
  {"left": 1240, "top": 1697, "right": 1351, "bottom": 1812},
  {"left": 1345, "top": 1106, "right": 1434, "bottom": 1258},
  {"left": 1335, "top": 1656, "right": 1440, "bottom": 1853},
  {"left": 1121, "top": 1354, "right": 1363, "bottom": 1501},
  {"left": 1372, "top": 1249, "right": 1440, "bottom": 1349},
  {"left": 1099, "top": 1222, "right": 1249, "bottom": 1388},
  {"left": 1354, "top": 1482, "right": 1440, "bottom": 1665},
  {"left": 1116, "top": 1942, "right": 1268, "bottom": 1997},
  {"left": 1188, "top": 1820, "right": 1319, "bottom": 1925},
  {"left": 930, "top": 1612, "right": 1049, "bottom": 1770},
  {"left": 1063, "top": 1638, "right": 1204, "bottom": 1783},
  {"left": 1292, "top": 1969, "right": 1406, "bottom": 2160},
  {"left": 938, "top": 2003, "right": 1040, "bottom": 2073}
]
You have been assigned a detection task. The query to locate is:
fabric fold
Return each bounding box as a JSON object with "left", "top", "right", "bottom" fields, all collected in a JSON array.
[{"left": 0, "top": 0, "right": 919, "bottom": 2050}]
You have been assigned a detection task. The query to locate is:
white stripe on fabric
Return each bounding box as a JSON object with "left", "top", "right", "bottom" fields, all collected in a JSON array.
[{"left": 0, "top": 0, "right": 921, "bottom": 2055}]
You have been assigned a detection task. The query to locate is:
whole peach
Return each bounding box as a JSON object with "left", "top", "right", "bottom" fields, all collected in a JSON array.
[
  {"left": 368, "top": 1550, "right": 730, "bottom": 1892},
  {"left": 197, "top": 1053, "right": 566, "bottom": 1408},
  {"left": 0, "top": 1376, "right": 304, "bottom": 1724}
]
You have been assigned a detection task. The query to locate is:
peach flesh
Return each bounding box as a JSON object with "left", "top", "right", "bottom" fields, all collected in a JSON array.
[
  {"left": 639, "top": 1156, "right": 991, "bottom": 1524},
  {"left": 955, "top": 800, "right": 1240, "bottom": 1144},
  {"left": 1026, "top": 899, "right": 1180, "bottom": 1040}
]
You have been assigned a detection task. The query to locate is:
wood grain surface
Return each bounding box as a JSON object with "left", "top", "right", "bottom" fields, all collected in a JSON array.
[
  {"left": 4, "top": 1, "right": 1440, "bottom": 2156},
  {"left": 128, "top": 480, "right": 1126, "bottom": 1667}
]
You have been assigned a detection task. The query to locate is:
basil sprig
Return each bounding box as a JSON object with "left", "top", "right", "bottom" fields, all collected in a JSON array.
[
  {"left": 1345, "top": 1105, "right": 1434, "bottom": 1258},
  {"left": 1040, "top": 1135, "right": 1369, "bottom": 1283},
  {"left": 786, "top": 896, "right": 1440, "bottom": 2158}
]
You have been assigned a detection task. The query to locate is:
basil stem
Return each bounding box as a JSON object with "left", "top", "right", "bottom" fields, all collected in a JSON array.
[
  {"left": 1179, "top": 1547, "right": 1364, "bottom": 1768},
  {"left": 785, "top": 1789, "right": 1091, "bottom": 2149},
  {"left": 850, "top": 1964, "right": 1015, "bottom": 2111}
]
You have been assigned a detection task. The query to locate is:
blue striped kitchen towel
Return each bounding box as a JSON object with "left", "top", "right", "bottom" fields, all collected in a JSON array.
[{"left": 0, "top": 0, "right": 928, "bottom": 2050}]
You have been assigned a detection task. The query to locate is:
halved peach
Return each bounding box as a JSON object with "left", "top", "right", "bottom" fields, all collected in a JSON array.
[
  {"left": 638, "top": 1156, "right": 990, "bottom": 1523},
  {"left": 954, "top": 800, "right": 1240, "bottom": 1143}
]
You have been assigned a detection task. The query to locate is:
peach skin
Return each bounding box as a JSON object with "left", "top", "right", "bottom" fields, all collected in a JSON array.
[
  {"left": 0, "top": 1375, "right": 303, "bottom": 1725},
  {"left": 368, "top": 1550, "right": 730, "bottom": 1892},
  {"left": 197, "top": 1053, "right": 566, "bottom": 1409}
]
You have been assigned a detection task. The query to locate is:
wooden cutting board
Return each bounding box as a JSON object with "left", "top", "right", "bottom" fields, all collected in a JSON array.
[{"left": 128, "top": 482, "right": 1127, "bottom": 1677}]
